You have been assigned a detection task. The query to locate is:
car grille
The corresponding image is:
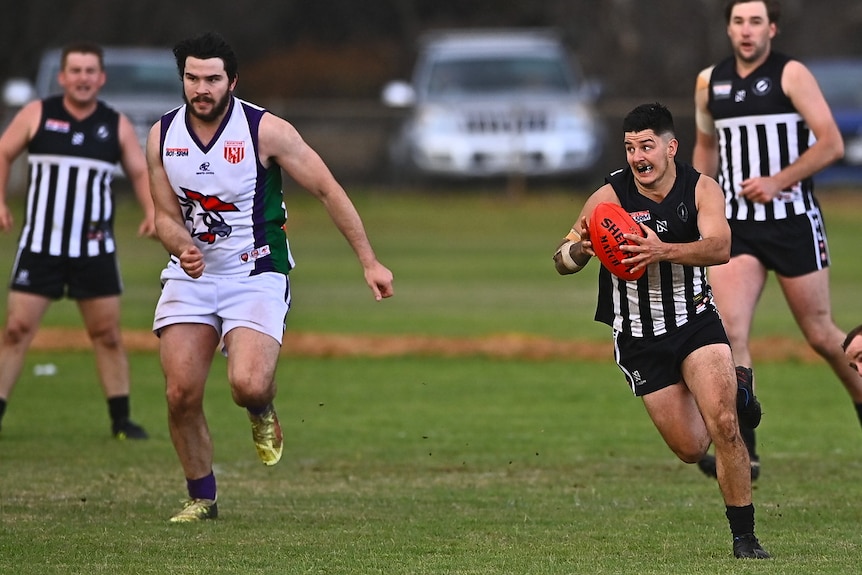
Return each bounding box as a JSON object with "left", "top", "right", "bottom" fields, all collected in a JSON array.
[{"left": 464, "top": 110, "right": 548, "bottom": 134}]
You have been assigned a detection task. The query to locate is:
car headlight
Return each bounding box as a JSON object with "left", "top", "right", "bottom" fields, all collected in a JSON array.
[
  {"left": 844, "top": 135, "right": 862, "bottom": 165},
  {"left": 413, "top": 105, "right": 460, "bottom": 133},
  {"left": 555, "top": 104, "right": 595, "bottom": 131}
]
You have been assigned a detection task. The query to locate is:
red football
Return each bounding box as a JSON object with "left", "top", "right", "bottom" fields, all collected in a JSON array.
[{"left": 588, "top": 202, "right": 645, "bottom": 281}]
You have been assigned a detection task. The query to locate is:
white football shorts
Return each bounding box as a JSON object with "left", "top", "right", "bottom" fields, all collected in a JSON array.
[{"left": 153, "top": 267, "right": 290, "bottom": 345}]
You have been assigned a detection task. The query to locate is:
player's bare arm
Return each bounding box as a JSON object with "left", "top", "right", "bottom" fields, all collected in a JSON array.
[
  {"left": 0, "top": 100, "right": 41, "bottom": 232},
  {"left": 118, "top": 113, "right": 155, "bottom": 237},
  {"left": 777, "top": 60, "right": 844, "bottom": 181},
  {"left": 692, "top": 66, "right": 719, "bottom": 178},
  {"left": 621, "top": 176, "right": 729, "bottom": 269},
  {"left": 259, "top": 113, "right": 394, "bottom": 300},
  {"left": 740, "top": 61, "right": 844, "bottom": 202},
  {"left": 146, "top": 122, "right": 205, "bottom": 278}
]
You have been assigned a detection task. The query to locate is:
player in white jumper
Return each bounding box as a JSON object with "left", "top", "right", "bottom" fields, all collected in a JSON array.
[{"left": 147, "top": 32, "right": 394, "bottom": 523}]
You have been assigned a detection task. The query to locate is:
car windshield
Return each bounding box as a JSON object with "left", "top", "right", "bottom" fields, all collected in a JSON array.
[
  {"left": 425, "top": 56, "right": 573, "bottom": 97},
  {"left": 810, "top": 63, "right": 862, "bottom": 109},
  {"left": 101, "top": 63, "right": 178, "bottom": 97}
]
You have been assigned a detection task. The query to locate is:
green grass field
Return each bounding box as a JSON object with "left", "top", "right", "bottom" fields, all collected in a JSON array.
[{"left": 1, "top": 186, "right": 861, "bottom": 573}]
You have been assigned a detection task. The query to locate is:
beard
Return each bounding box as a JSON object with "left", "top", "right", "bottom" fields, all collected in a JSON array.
[
  {"left": 185, "top": 90, "right": 231, "bottom": 122},
  {"left": 734, "top": 41, "right": 768, "bottom": 65}
]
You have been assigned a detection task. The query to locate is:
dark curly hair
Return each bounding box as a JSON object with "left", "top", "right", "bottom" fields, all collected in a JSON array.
[
  {"left": 622, "top": 102, "right": 675, "bottom": 137},
  {"left": 173, "top": 32, "right": 238, "bottom": 82}
]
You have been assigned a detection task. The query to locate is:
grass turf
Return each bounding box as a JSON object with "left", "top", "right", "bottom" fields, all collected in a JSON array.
[
  {"left": 0, "top": 187, "right": 861, "bottom": 573},
  {"left": 1, "top": 353, "right": 861, "bottom": 574}
]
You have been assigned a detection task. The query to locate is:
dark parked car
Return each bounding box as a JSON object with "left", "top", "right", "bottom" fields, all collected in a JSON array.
[{"left": 808, "top": 58, "right": 862, "bottom": 186}]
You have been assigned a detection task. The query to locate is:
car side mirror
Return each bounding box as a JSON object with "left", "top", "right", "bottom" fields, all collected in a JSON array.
[
  {"left": 2, "top": 78, "right": 36, "bottom": 107},
  {"left": 579, "top": 78, "right": 603, "bottom": 102},
  {"left": 381, "top": 81, "right": 416, "bottom": 108}
]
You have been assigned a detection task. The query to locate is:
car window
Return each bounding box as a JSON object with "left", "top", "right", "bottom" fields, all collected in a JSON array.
[
  {"left": 810, "top": 63, "right": 862, "bottom": 109},
  {"left": 425, "top": 56, "right": 574, "bottom": 97},
  {"left": 101, "top": 63, "right": 178, "bottom": 97}
]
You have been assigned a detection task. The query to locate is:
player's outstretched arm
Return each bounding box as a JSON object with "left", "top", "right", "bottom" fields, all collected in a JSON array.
[{"left": 260, "top": 113, "right": 393, "bottom": 300}]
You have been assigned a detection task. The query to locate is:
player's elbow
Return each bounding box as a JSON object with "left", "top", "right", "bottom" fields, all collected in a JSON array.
[
  {"left": 714, "top": 240, "right": 730, "bottom": 265},
  {"left": 699, "top": 237, "right": 730, "bottom": 266},
  {"left": 831, "top": 136, "right": 845, "bottom": 163}
]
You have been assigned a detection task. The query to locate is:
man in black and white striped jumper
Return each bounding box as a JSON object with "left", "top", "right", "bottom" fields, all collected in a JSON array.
[
  {"left": 555, "top": 102, "right": 769, "bottom": 559},
  {"left": 692, "top": 0, "right": 861, "bottom": 480},
  {"left": 0, "top": 43, "right": 154, "bottom": 439}
]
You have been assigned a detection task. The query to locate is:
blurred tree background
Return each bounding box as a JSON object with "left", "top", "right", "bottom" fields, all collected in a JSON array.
[
  {"left": 2, "top": 0, "right": 861, "bottom": 183},
  {"left": 2, "top": 0, "right": 861, "bottom": 101}
]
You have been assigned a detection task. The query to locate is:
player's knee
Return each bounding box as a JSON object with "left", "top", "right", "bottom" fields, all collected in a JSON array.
[
  {"left": 229, "top": 376, "right": 274, "bottom": 407},
  {"left": 165, "top": 382, "right": 203, "bottom": 413},
  {"left": 677, "top": 448, "right": 706, "bottom": 464},
  {"left": 87, "top": 326, "right": 123, "bottom": 350},
  {"left": 668, "top": 435, "right": 710, "bottom": 463},
  {"left": 710, "top": 408, "right": 740, "bottom": 447},
  {"left": 804, "top": 329, "right": 841, "bottom": 358},
  {"left": 2, "top": 317, "right": 39, "bottom": 347}
]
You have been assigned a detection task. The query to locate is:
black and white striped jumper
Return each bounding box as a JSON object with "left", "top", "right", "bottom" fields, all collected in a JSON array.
[
  {"left": 19, "top": 95, "right": 122, "bottom": 258},
  {"left": 706, "top": 52, "right": 818, "bottom": 222},
  {"left": 595, "top": 163, "right": 718, "bottom": 338}
]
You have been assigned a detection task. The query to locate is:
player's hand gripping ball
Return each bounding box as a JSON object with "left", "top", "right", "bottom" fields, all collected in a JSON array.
[{"left": 588, "top": 202, "right": 646, "bottom": 281}]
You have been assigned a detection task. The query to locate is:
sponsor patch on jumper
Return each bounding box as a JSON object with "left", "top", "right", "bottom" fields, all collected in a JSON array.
[
  {"left": 630, "top": 210, "right": 651, "bottom": 223},
  {"left": 165, "top": 147, "right": 189, "bottom": 157},
  {"left": 239, "top": 245, "right": 271, "bottom": 264},
  {"left": 712, "top": 82, "right": 732, "bottom": 99},
  {"left": 45, "top": 118, "right": 70, "bottom": 133}
]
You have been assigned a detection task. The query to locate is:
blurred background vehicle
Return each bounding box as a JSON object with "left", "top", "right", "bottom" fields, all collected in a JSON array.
[
  {"left": 1, "top": 46, "right": 179, "bottom": 192},
  {"left": 10, "top": 46, "right": 180, "bottom": 148},
  {"left": 380, "top": 29, "right": 605, "bottom": 181},
  {"left": 808, "top": 58, "right": 862, "bottom": 186}
]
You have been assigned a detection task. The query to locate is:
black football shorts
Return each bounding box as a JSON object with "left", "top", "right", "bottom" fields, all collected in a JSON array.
[
  {"left": 729, "top": 208, "right": 830, "bottom": 277},
  {"left": 10, "top": 249, "right": 123, "bottom": 300},
  {"left": 613, "top": 309, "right": 730, "bottom": 396}
]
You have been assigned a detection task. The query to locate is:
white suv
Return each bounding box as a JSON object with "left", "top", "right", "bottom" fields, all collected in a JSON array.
[{"left": 381, "top": 29, "right": 604, "bottom": 179}]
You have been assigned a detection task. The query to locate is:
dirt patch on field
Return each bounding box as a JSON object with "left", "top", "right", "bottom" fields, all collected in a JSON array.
[{"left": 30, "top": 328, "right": 822, "bottom": 362}]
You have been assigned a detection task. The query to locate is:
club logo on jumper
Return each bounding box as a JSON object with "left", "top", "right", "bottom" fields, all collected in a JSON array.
[
  {"left": 239, "top": 245, "right": 271, "bottom": 264},
  {"left": 677, "top": 202, "right": 689, "bottom": 223},
  {"left": 752, "top": 77, "right": 772, "bottom": 96},
  {"left": 45, "top": 118, "right": 70, "bottom": 133},
  {"left": 196, "top": 161, "right": 214, "bottom": 175},
  {"left": 165, "top": 147, "right": 189, "bottom": 157},
  {"left": 94, "top": 123, "right": 111, "bottom": 141},
  {"left": 72, "top": 132, "right": 85, "bottom": 146},
  {"left": 178, "top": 187, "right": 239, "bottom": 244},
  {"left": 224, "top": 140, "right": 245, "bottom": 164}
]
